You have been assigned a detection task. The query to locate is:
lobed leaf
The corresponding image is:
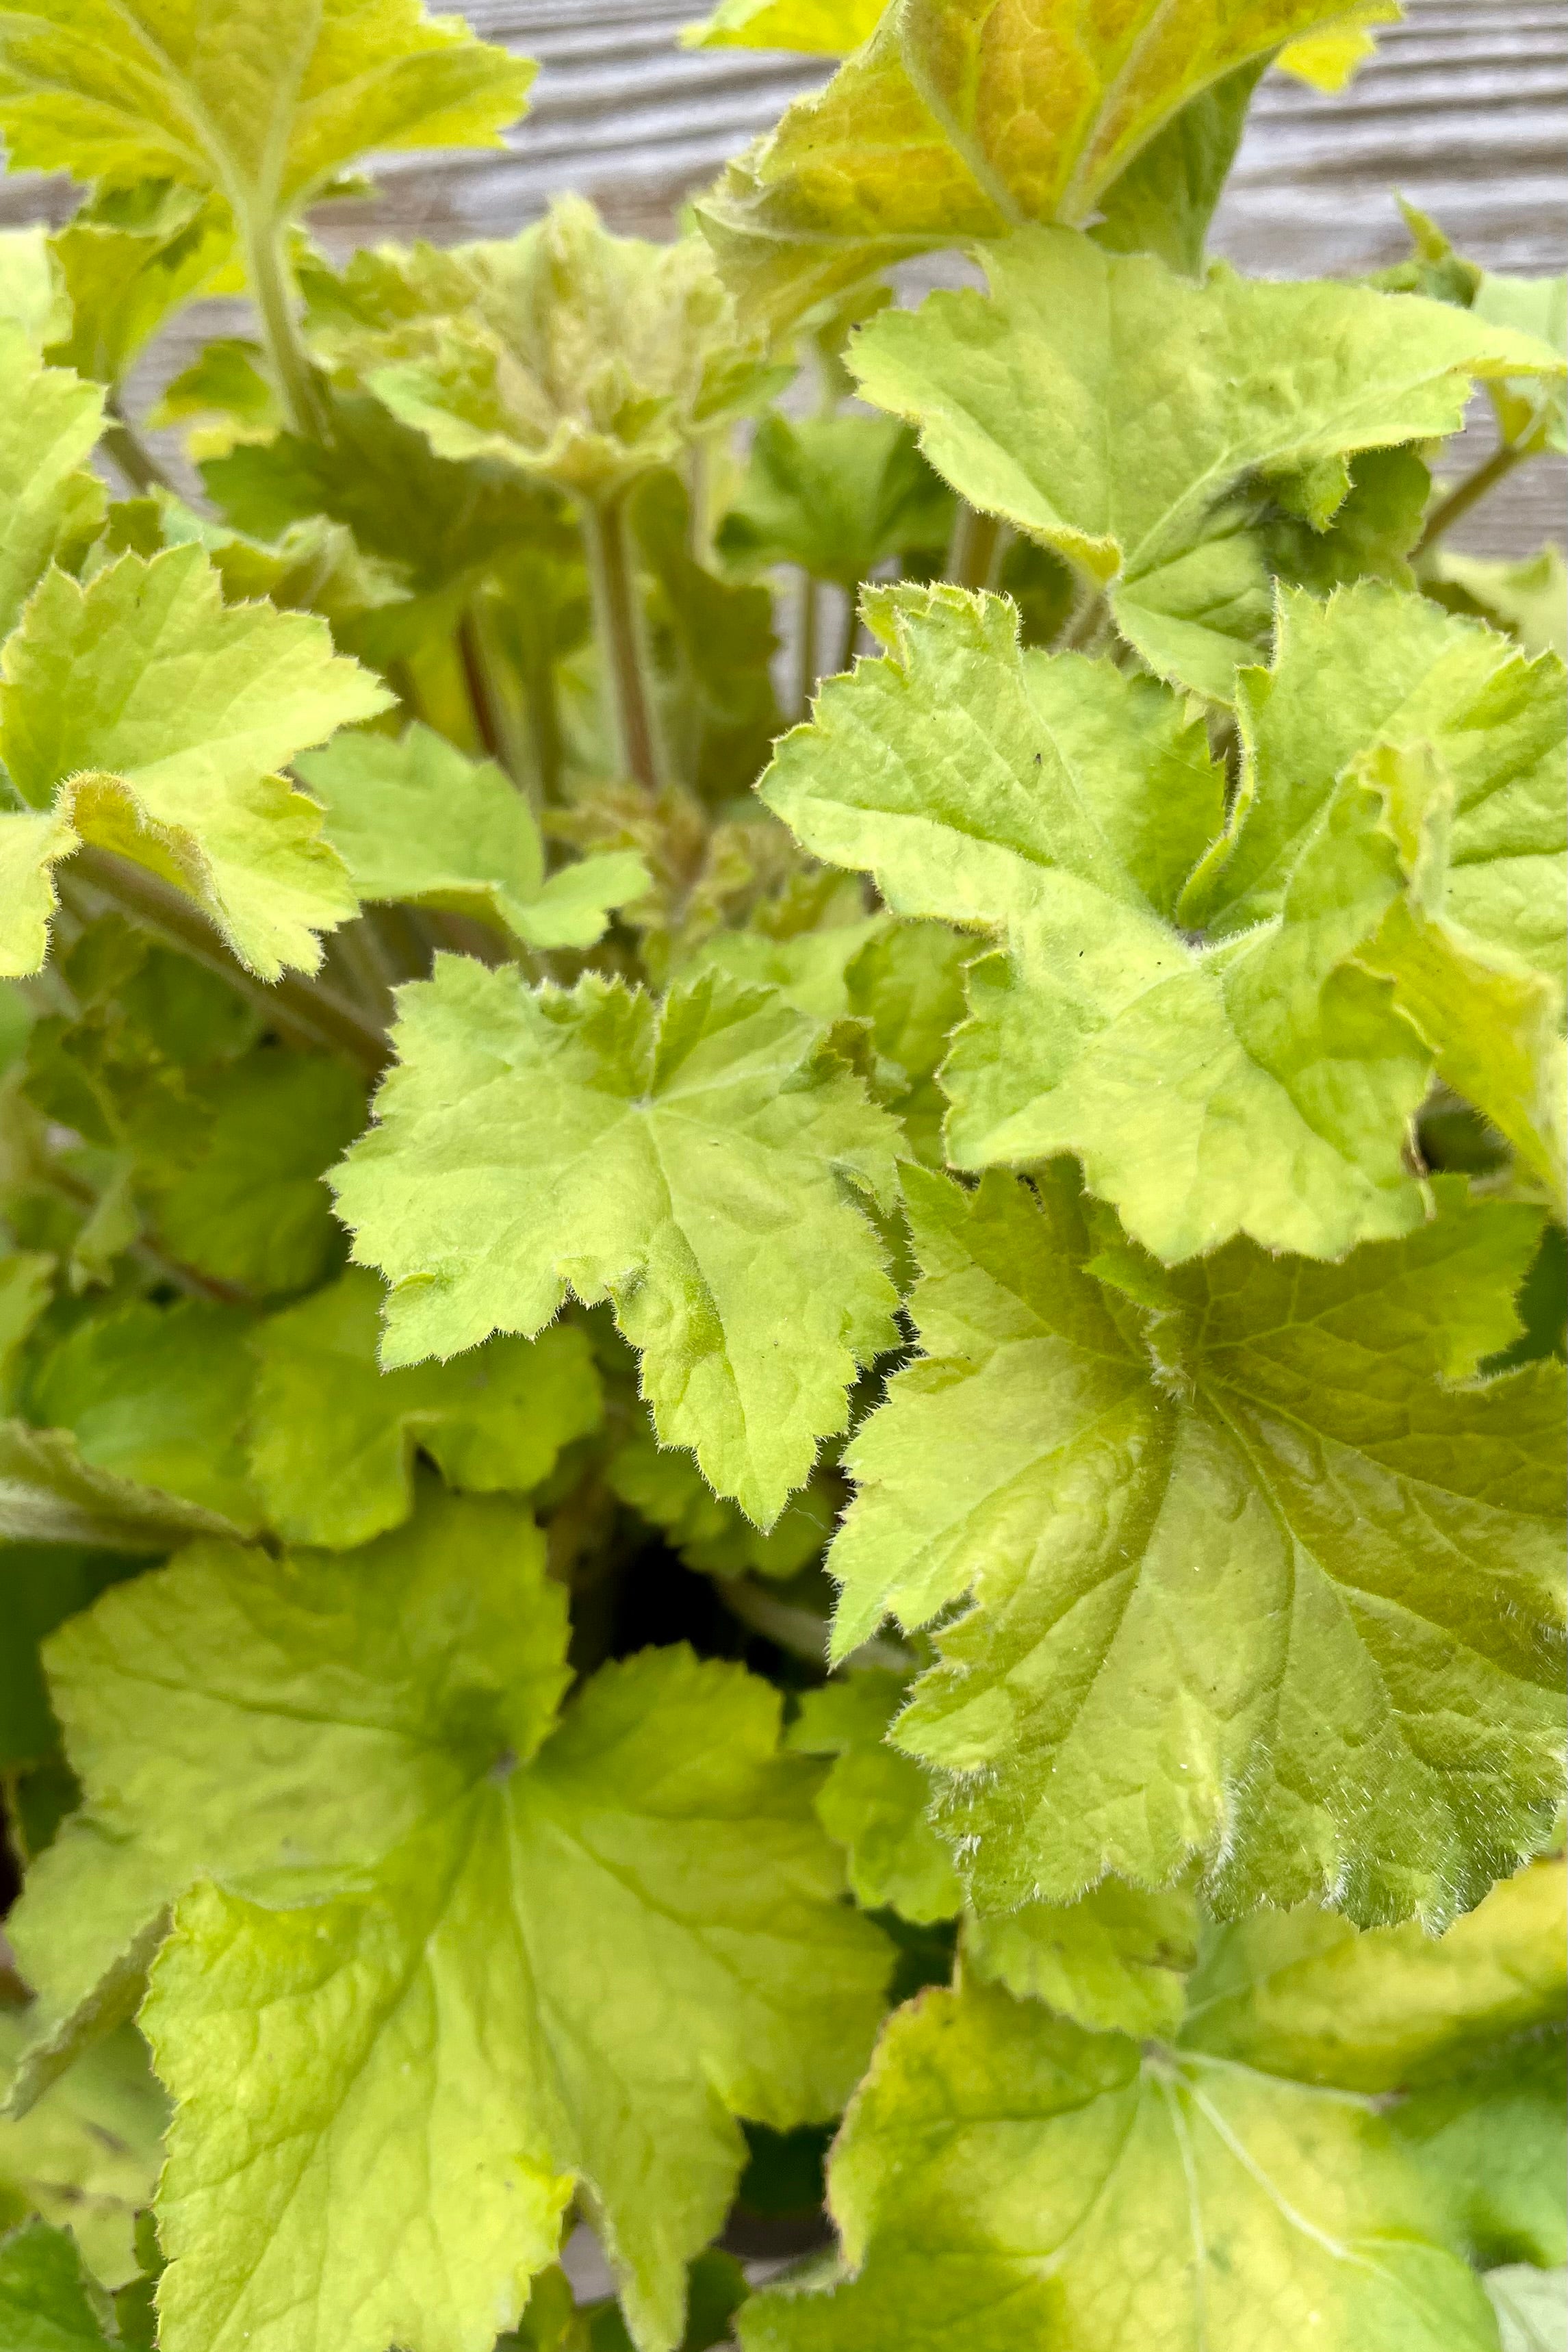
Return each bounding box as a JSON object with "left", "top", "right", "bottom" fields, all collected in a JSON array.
[
  {"left": 847, "top": 230, "right": 1566, "bottom": 698},
  {"left": 830, "top": 1164, "right": 1565, "bottom": 1923},
  {"left": 741, "top": 1861, "right": 1565, "bottom": 2352},
  {"left": 298, "top": 722, "right": 648, "bottom": 949},
  {"left": 0, "top": 544, "right": 390, "bottom": 980},
  {"left": 331, "top": 959, "right": 901, "bottom": 1526}
]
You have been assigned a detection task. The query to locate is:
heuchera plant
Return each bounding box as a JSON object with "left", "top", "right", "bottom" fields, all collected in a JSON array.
[{"left": 0, "top": 3, "right": 1563, "bottom": 2349}]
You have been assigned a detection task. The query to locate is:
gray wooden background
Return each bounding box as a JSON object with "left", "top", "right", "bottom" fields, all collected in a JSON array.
[{"left": 2, "top": 0, "right": 1563, "bottom": 553}]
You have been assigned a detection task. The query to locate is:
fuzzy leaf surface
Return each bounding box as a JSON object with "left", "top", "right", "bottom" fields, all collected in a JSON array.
[
  {"left": 698, "top": 0, "right": 1401, "bottom": 328},
  {"left": 297, "top": 722, "right": 647, "bottom": 949},
  {"left": 787, "top": 1672, "right": 962, "bottom": 1923},
  {"left": 331, "top": 960, "right": 901, "bottom": 1525},
  {"left": 248, "top": 1266, "right": 602, "bottom": 1548},
  {"left": 741, "top": 1863, "right": 1565, "bottom": 2352},
  {"left": 847, "top": 230, "right": 1565, "bottom": 696},
  {"left": 830, "top": 1165, "right": 1565, "bottom": 1923},
  {"left": 762, "top": 583, "right": 1435, "bottom": 1261},
  {"left": 0, "top": 1, "right": 533, "bottom": 242},
  {"left": 0, "top": 325, "right": 104, "bottom": 644},
  {"left": 9, "top": 1486, "right": 888, "bottom": 2352},
  {"left": 0, "top": 545, "right": 387, "bottom": 980},
  {"left": 318, "top": 201, "right": 773, "bottom": 501}
]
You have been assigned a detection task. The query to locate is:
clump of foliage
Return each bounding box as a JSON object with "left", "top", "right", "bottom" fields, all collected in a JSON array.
[{"left": 0, "top": 3, "right": 1563, "bottom": 2349}]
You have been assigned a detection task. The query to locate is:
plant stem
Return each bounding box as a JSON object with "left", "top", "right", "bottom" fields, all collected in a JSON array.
[
  {"left": 456, "top": 606, "right": 510, "bottom": 772},
  {"left": 103, "top": 407, "right": 173, "bottom": 498},
  {"left": 795, "top": 570, "right": 820, "bottom": 717},
  {"left": 1415, "top": 439, "right": 1524, "bottom": 556},
  {"left": 42, "top": 1159, "right": 250, "bottom": 1306},
  {"left": 244, "top": 218, "right": 329, "bottom": 442},
  {"left": 68, "top": 846, "right": 387, "bottom": 1075},
  {"left": 834, "top": 588, "right": 862, "bottom": 678},
  {"left": 580, "top": 489, "right": 665, "bottom": 794},
  {"left": 945, "top": 501, "right": 1002, "bottom": 591}
]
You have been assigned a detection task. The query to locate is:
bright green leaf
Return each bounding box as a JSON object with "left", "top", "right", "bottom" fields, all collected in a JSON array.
[
  {"left": 762, "top": 582, "right": 1439, "bottom": 1261},
  {"left": 606, "top": 1419, "right": 835, "bottom": 1580},
  {"left": 3, "top": 1485, "right": 568, "bottom": 2114},
  {"left": 787, "top": 1671, "right": 962, "bottom": 1922},
  {"left": 1088, "top": 59, "right": 1265, "bottom": 277},
  {"left": 46, "top": 191, "right": 234, "bottom": 389},
  {"left": 0, "top": 227, "right": 69, "bottom": 346},
  {"left": 0, "top": 2222, "right": 116, "bottom": 2350},
  {"left": 0, "top": 2020, "right": 168, "bottom": 2290},
  {"left": 682, "top": 0, "right": 886, "bottom": 53},
  {"left": 24, "top": 1299, "right": 261, "bottom": 1532},
  {"left": 296, "top": 723, "right": 647, "bottom": 949},
  {"left": 248, "top": 1266, "right": 602, "bottom": 1548},
  {"left": 698, "top": 0, "right": 1402, "bottom": 330},
  {"left": 150, "top": 1049, "right": 365, "bottom": 1297},
  {"left": 741, "top": 1863, "right": 1563, "bottom": 2352},
  {"left": 964, "top": 1879, "right": 1200, "bottom": 2039},
  {"left": 830, "top": 1164, "right": 1564, "bottom": 1923},
  {"left": 1213, "top": 584, "right": 1567, "bottom": 1201},
  {"left": 331, "top": 960, "right": 901, "bottom": 1526},
  {"left": 0, "top": 1, "right": 534, "bottom": 251},
  {"left": 1470, "top": 273, "right": 1567, "bottom": 453},
  {"left": 0, "top": 325, "right": 105, "bottom": 645},
  {"left": 847, "top": 229, "right": 1565, "bottom": 696},
  {"left": 5, "top": 1481, "right": 887, "bottom": 2352},
  {"left": 0, "top": 1252, "right": 53, "bottom": 1409},
  {"left": 1430, "top": 546, "right": 1568, "bottom": 662},
  {"left": 0, "top": 544, "right": 389, "bottom": 981},
  {"left": 316, "top": 201, "right": 775, "bottom": 502},
  {"left": 717, "top": 414, "right": 951, "bottom": 591}
]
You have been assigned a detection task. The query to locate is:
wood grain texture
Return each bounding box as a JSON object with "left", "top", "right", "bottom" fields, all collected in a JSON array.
[{"left": 1, "top": 0, "right": 1561, "bottom": 552}]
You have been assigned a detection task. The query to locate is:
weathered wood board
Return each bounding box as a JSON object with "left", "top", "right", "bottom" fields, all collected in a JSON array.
[{"left": 1, "top": 0, "right": 1562, "bottom": 553}]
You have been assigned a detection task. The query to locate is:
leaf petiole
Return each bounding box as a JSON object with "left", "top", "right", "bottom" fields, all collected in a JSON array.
[{"left": 580, "top": 489, "right": 667, "bottom": 793}]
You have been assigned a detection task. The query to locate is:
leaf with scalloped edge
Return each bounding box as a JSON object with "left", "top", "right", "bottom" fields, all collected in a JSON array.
[
  {"left": 248, "top": 1266, "right": 603, "bottom": 1548},
  {"left": 296, "top": 723, "right": 647, "bottom": 950},
  {"left": 740, "top": 1861, "right": 1564, "bottom": 2352},
  {"left": 1202, "top": 583, "right": 1567, "bottom": 1203},
  {"left": 331, "top": 958, "right": 901, "bottom": 1526},
  {"left": 786, "top": 1672, "right": 961, "bottom": 1923},
  {"left": 762, "top": 581, "right": 1442, "bottom": 1262},
  {"left": 847, "top": 228, "right": 1565, "bottom": 697},
  {"left": 1, "top": 1481, "right": 888, "bottom": 2352},
  {"left": 46, "top": 189, "right": 235, "bottom": 390},
  {"left": 964, "top": 1879, "right": 1200, "bottom": 2039},
  {"left": 314, "top": 201, "right": 775, "bottom": 503},
  {"left": 0, "top": 325, "right": 104, "bottom": 647},
  {"left": 830, "top": 1164, "right": 1564, "bottom": 1926},
  {"left": 0, "top": 1420, "right": 248, "bottom": 1552},
  {"left": 696, "top": 0, "right": 1402, "bottom": 330},
  {"left": 0, "top": 544, "right": 389, "bottom": 981},
  {"left": 0, "top": 1, "right": 533, "bottom": 247}
]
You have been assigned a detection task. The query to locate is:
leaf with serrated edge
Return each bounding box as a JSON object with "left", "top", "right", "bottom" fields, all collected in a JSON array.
[
  {"left": 3, "top": 1487, "right": 571, "bottom": 2117},
  {"left": 0, "top": 323, "right": 104, "bottom": 644},
  {"left": 248, "top": 1266, "right": 602, "bottom": 1549},
  {"left": 847, "top": 230, "right": 1565, "bottom": 698},
  {"left": 331, "top": 960, "right": 900, "bottom": 1526},
  {"left": 0, "top": 544, "right": 390, "bottom": 980},
  {"left": 698, "top": 0, "right": 1403, "bottom": 331},
  {"left": 0, "top": 1, "right": 533, "bottom": 242},
  {"left": 317, "top": 201, "right": 774, "bottom": 503},
  {"left": 1207, "top": 585, "right": 1567, "bottom": 1202},
  {"left": 296, "top": 723, "right": 647, "bottom": 951},
  {"left": 787, "top": 1672, "right": 962, "bottom": 1923},
  {"left": 739, "top": 1861, "right": 1564, "bottom": 2352},
  {"left": 964, "top": 1879, "right": 1200, "bottom": 2039},
  {"left": 830, "top": 1164, "right": 1564, "bottom": 1924},
  {"left": 762, "top": 582, "right": 1435, "bottom": 1262},
  {"left": 5, "top": 1483, "right": 888, "bottom": 2352}
]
